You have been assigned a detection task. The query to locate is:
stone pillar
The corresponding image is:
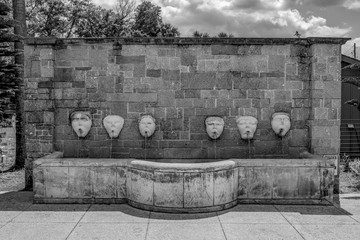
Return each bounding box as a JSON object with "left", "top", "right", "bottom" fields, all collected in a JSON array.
[
  {"left": 24, "top": 43, "right": 55, "bottom": 187},
  {"left": 309, "top": 43, "right": 342, "bottom": 156}
]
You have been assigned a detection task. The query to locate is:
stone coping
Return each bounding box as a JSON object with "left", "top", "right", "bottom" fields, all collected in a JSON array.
[
  {"left": 25, "top": 37, "right": 350, "bottom": 46},
  {"left": 34, "top": 152, "right": 334, "bottom": 168}
]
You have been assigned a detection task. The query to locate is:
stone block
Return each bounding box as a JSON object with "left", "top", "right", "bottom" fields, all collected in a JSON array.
[
  {"left": 238, "top": 45, "right": 262, "bottom": 55},
  {"left": 247, "top": 167, "right": 273, "bottom": 199},
  {"left": 92, "top": 167, "right": 117, "bottom": 198},
  {"left": 44, "top": 167, "right": 69, "bottom": 198},
  {"left": 33, "top": 167, "right": 45, "bottom": 198},
  {"left": 254, "top": 140, "right": 283, "bottom": 155},
  {"left": 54, "top": 68, "right": 75, "bottom": 82},
  {"left": 269, "top": 55, "right": 285, "bottom": 72},
  {"left": 98, "top": 76, "right": 115, "bottom": 93},
  {"left": 324, "top": 81, "right": 341, "bottom": 98},
  {"left": 107, "top": 93, "right": 157, "bottom": 102},
  {"left": 181, "top": 72, "right": 216, "bottom": 90},
  {"left": 89, "top": 47, "right": 108, "bottom": 68},
  {"left": 184, "top": 172, "right": 214, "bottom": 207},
  {"left": 158, "top": 91, "right": 175, "bottom": 107},
  {"left": 218, "top": 147, "right": 249, "bottom": 159},
  {"left": 289, "top": 129, "right": 308, "bottom": 147},
  {"left": 162, "top": 69, "right": 180, "bottom": 82},
  {"left": 212, "top": 45, "right": 238, "bottom": 55},
  {"left": 237, "top": 167, "right": 248, "bottom": 198},
  {"left": 163, "top": 148, "right": 208, "bottom": 159},
  {"left": 154, "top": 172, "right": 184, "bottom": 207},
  {"left": 133, "top": 63, "right": 146, "bottom": 77},
  {"left": 297, "top": 168, "right": 321, "bottom": 198},
  {"left": 267, "top": 77, "right": 285, "bottom": 89},
  {"left": 195, "top": 107, "right": 229, "bottom": 116},
  {"left": 146, "top": 69, "right": 162, "bottom": 77},
  {"left": 273, "top": 167, "right": 298, "bottom": 198},
  {"left": 274, "top": 90, "right": 291, "bottom": 102},
  {"left": 116, "top": 167, "right": 127, "bottom": 198},
  {"left": 27, "top": 112, "right": 44, "bottom": 123},
  {"left": 129, "top": 169, "right": 154, "bottom": 205},
  {"left": 56, "top": 45, "right": 89, "bottom": 60},
  {"left": 68, "top": 167, "right": 92, "bottom": 198},
  {"left": 181, "top": 52, "right": 197, "bottom": 66},
  {"left": 116, "top": 55, "right": 145, "bottom": 64},
  {"left": 129, "top": 102, "right": 145, "bottom": 112},
  {"left": 214, "top": 169, "right": 236, "bottom": 205},
  {"left": 234, "top": 77, "right": 267, "bottom": 90}
]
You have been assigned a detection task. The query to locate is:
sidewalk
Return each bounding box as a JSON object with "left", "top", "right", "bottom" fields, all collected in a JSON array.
[{"left": 0, "top": 191, "right": 359, "bottom": 240}]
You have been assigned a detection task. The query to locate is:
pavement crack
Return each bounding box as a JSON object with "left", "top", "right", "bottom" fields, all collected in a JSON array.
[
  {"left": 273, "top": 205, "right": 306, "bottom": 240},
  {"left": 65, "top": 204, "right": 91, "bottom": 240}
]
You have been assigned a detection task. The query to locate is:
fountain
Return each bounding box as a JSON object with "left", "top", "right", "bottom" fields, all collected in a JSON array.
[{"left": 28, "top": 37, "right": 344, "bottom": 212}]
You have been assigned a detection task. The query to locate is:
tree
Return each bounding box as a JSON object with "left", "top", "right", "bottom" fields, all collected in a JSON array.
[
  {"left": 133, "top": 1, "right": 179, "bottom": 37},
  {"left": 0, "top": 2, "right": 20, "bottom": 124},
  {"left": 26, "top": 0, "right": 92, "bottom": 37},
  {"left": 217, "top": 32, "right": 234, "bottom": 38},
  {"left": 75, "top": 4, "right": 127, "bottom": 38},
  {"left": 192, "top": 30, "right": 209, "bottom": 38}
]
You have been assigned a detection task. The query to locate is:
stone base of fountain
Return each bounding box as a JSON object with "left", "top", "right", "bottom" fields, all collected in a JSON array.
[{"left": 33, "top": 152, "right": 334, "bottom": 213}]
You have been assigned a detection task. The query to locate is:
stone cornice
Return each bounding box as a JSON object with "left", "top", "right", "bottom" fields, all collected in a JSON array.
[{"left": 25, "top": 37, "right": 351, "bottom": 46}]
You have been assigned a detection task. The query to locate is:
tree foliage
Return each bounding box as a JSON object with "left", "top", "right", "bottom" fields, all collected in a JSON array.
[
  {"left": 133, "top": 1, "right": 179, "bottom": 37},
  {"left": 0, "top": 2, "right": 21, "bottom": 125},
  {"left": 192, "top": 30, "right": 209, "bottom": 38},
  {"left": 25, "top": 0, "right": 180, "bottom": 38}
]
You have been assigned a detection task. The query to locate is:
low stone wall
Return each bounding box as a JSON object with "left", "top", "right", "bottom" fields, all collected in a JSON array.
[{"left": 33, "top": 152, "right": 334, "bottom": 212}]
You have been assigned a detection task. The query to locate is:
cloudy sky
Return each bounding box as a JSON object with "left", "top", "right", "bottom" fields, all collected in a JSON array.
[{"left": 92, "top": 0, "right": 360, "bottom": 55}]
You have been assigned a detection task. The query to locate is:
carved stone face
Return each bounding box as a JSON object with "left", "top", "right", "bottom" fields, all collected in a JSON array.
[
  {"left": 271, "top": 112, "right": 291, "bottom": 137},
  {"left": 71, "top": 112, "right": 92, "bottom": 138},
  {"left": 205, "top": 117, "right": 224, "bottom": 140},
  {"left": 139, "top": 115, "right": 156, "bottom": 138},
  {"left": 236, "top": 116, "right": 258, "bottom": 140},
  {"left": 103, "top": 115, "right": 124, "bottom": 138}
]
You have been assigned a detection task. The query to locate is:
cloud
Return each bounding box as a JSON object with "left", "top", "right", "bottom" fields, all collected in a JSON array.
[
  {"left": 153, "top": 0, "right": 351, "bottom": 37},
  {"left": 343, "top": 0, "right": 360, "bottom": 9}
]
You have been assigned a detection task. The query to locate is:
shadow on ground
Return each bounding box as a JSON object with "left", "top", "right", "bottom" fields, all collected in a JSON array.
[{"left": 0, "top": 191, "right": 353, "bottom": 220}]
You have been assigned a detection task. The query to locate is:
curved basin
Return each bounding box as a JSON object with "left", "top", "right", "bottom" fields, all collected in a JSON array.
[{"left": 128, "top": 159, "right": 237, "bottom": 213}]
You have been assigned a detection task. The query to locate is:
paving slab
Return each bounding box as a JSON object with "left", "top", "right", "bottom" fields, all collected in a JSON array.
[
  {"left": 217, "top": 204, "right": 288, "bottom": 224},
  {"left": 67, "top": 223, "right": 148, "bottom": 240},
  {"left": 80, "top": 204, "right": 150, "bottom": 223},
  {"left": 276, "top": 205, "right": 358, "bottom": 225},
  {"left": 146, "top": 223, "right": 226, "bottom": 240},
  {"left": 0, "top": 211, "right": 22, "bottom": 223},
  {"left": 0, "top": 222, "right": 76, "bottom": 240},
  {"left": 149, "top": 211, "right": 219, "bottom": 223},
  {"left": 293, "top": 224, "right": 360, "bottom": 240},
  {"left": 12, "top": 204, "right": 89, "bottom": 223},
  {"left": 222, "top": 223, "right": 304, "bottom": 240}
]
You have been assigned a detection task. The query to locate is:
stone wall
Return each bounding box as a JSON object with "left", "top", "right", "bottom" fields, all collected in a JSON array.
[
  {"left": 0, "top": 117, "right": 16, "bottom": 170},
  {"left": 24, "top": 38, "right": 347, "bottom": 171}
]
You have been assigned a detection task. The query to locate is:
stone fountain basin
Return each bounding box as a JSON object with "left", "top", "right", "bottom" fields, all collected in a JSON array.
[{"left": 33, "top": 152, "right": 335, "bottom": 213}]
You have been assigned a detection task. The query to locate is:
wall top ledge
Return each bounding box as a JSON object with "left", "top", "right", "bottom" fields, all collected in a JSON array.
[{"left": 25, "top": 37, "right": 351, "bottom": 46}]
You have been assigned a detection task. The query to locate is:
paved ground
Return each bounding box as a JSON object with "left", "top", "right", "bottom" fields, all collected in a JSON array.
[{"left": 0, "top": 192, "right": 359, "bottom": 240}]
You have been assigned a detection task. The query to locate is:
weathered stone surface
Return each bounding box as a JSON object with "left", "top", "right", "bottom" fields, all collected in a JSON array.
[
  {"left": 44, "top": 167, "right": 69, "bottom": 198},
  {"left": 129, "top": 169, "right": 154, "bottom": 205},
  {"left": 214, "top": 169, "right": 236, "bottom": 205},
  {"left": 247, "top": 167, "right": 272, "bottom": 199},
  {"left": 273, "top": 167, "right": 298, "bottom": 198},
  {"left": 92, "top": 167, "right": 117, "bottom": 198},
  {"left": 184, "top": 172, "right": 214, "bottom": 207},
  {"left": 154, "top": 172, "right": 184, "bottom": 207},
  {"left": 68, "top": 167, "right": 92, "bottom": 198}
]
